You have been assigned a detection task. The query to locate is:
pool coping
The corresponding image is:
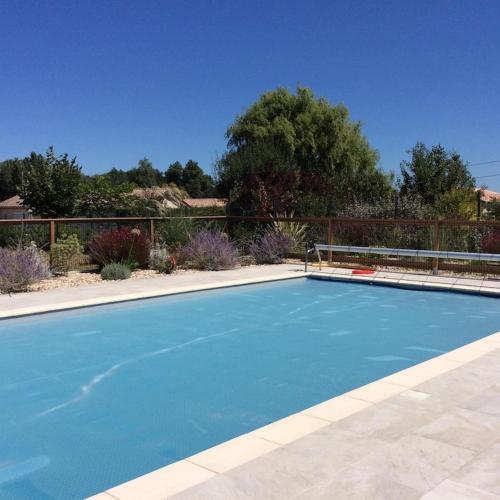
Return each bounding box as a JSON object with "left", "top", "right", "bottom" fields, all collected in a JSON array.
[
  {"left": 82, "top": 273, "right": 500, "bottom": 500},
  {"left": 2, "top": 269, "right": 499, "bottom": 320},
  {"left": 309, "top": 270, "right": 500, "bottom": 297},
  {"left": 0, "top": 271, "right": 305, "bottom": 319}
]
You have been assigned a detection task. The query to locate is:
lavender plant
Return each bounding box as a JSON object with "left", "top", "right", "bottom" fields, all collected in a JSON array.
[
  {"left": 0, "top": 246, "right": 51, "bottom": 293},
  {"left": 180, "top": 229, "right": 238, "bottom": 270},
  {"left": 249, "top": 230, "right": 295, "bottom": 264}
]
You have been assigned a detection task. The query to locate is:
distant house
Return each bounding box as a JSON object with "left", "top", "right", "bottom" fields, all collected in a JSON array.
[
  {"left": 182, "top": 198, "right": 227, "bottom": 209},
  {"left": 477, "top": 188, "right": 500, "bottom": 203},
  {"left": 0, "top": 196, "right": 32, "bottom": 219}
]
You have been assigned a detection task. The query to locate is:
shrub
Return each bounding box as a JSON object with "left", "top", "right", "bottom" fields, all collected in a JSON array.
[
  {"left": 101, "top": 262, "right": 131, "bottom": 280},
  {"left": 249, "top": 230, "right": 295, "bottom": 264},
  {"left": 271, "top": 212, "right": 307, "bottom": 251},
  {"left": 88, "top": 227, "right": 150, "bottom": 268},
  {"left": 50, "top": 233, "right": 83, "bottom": 272},
  {"left": 0, "top": 246, "right": 51, "bottom": 293},
  {"left": 149, "top": 247, "right": 177, "bottom": 274},
  {"left": 180, "top": 229, "right": 238, "bottom": 270},
  {"left": 482, "top": 232, "right": 500, "bottom": 254},
  {"left": 156, "top": 218, "right": 197, "bottom": 248}
]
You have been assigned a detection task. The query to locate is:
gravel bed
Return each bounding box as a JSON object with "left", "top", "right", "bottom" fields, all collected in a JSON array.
[{"left": 28, "top": 269, "right": 161, "bottom": 292}]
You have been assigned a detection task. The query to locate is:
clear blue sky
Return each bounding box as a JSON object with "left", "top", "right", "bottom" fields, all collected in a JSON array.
[{"left": 1, "top": 0, "right": 500, "bottom": 188}]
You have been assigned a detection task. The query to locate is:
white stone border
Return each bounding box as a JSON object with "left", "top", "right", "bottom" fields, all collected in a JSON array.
[
  {"left": 83, "top": 274, "right": 500, "bottom": 500},
  {"left": 309, "top": 271, "right": 500, "bottom": 297},
  {"left": 0, "top": 272, "right": 305, "bottom": 319}
]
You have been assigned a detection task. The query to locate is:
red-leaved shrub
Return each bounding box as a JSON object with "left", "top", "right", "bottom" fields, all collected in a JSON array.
[
  {"left": 89, "top": 227, "right": 151, "bottom": 268},
  {"left": 482, "top": 232, "right": 500, "bottom": 254}
]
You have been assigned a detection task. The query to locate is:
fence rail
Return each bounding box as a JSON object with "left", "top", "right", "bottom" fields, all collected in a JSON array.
[{"left": 1, "top": 215, "right": 499, "bottom": 274}]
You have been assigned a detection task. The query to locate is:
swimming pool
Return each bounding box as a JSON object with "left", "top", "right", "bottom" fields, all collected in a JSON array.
[{"left": 0, "top": 277, "right": 499, "bottom": 499}]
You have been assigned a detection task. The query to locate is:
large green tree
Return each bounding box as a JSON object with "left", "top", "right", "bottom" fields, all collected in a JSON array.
[
  {"left": 399, "top": 143, "right": 475, "bottom": 206},
  {"left": 216, "top": 87, "right": 393, "bottom": 215},
  {"left": 182, "top": 160, "right": 215, "bottom": 198},
  {"left": 164, "top": 160, "right": 214, "bottom": 197},
  {"left": 20, "top": 148, "right": 83, "bottom": 217},
  {"left": 126, "top": 158, "right": 163, "bottom": 187},
  {"left": 165, "top": 161, "right": 184, "bottom": 186}
]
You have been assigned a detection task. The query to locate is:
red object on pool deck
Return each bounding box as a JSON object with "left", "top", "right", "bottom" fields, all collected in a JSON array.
[{"left": 352, "top": 269, "right": 375, "bottom": 275}]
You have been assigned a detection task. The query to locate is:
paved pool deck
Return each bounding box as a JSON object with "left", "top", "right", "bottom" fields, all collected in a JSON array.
[{"left": 2, "top": 265, "right": 500, "bottom": 499}]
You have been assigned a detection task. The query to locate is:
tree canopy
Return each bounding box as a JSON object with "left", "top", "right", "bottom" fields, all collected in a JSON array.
[
  {"left": 216, "top": 86, "right": 393, "bottom": 215},
  {"left": 399, "top": 143, "right": 475, "bottom": 205},
  {"left": 0, "top": 156, "right": 36, "bottom": 200},
  {"left": 20, "top": 148, "right": 83, "bottom": 217}
]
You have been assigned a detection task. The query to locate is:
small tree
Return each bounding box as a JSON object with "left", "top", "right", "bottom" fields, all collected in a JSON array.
[
  {"left": 399, "top": 143, "right": 475, "bottom": 206},
  {"left": 20, "top": 147, "right": 83, "bottom": 217}
]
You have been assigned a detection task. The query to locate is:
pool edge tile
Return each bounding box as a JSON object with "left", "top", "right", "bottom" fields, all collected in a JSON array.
[
  {"left": 250, "top": 412, "right": 330, "bottom": 445},
  {"left": 103, "top": 460, "right": 215, "bottom": 500},
  {"left": 187, "top": 434, "right": 279, "bottom": 474},
  {"left": 382, "top": 365, "right": 440, "bottom": 388},
  {"left": 344, "top": 380, "right": 407, "bottom": 403},
  {"left": 301, "top": 395, "right": 373, "bottom": 422}
]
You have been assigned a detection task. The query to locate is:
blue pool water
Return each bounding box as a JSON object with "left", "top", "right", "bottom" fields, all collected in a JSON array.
[{"left": 0, "top": 277, "right": 499, "bottom": 499}]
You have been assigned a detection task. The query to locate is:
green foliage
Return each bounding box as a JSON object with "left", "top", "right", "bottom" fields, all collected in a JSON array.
[
  {"left": 484, "top": 200, "right": 500, "bottom": 220},
  {"left": 0, "top": 223, "right": 50, "bottom": 249},
  {"left": 156, "top": 218, "right": 197, "bottom": 248},
  {"left": 271, "top": 213, "right": 307, "bottom": 251},
  {"left": 165, "top": 161, "right": 184, "bottom": 185},
  {"left": 77, "top": 176, "right": 133, "bottom": 216},
  {"left": 216, "top": 87, "right": 393, "bottom": 216},
  {"left": 431, "top": 188, "right": 476, "bottom": 219},
  {"left": 19, "top": 147, "right": 83, "bottom": 217},
  {"left": 100, "top": 262, "right": 131, "bottom": 280},
  {"left": 50, "top": 234, "right": 83, "bottom": 272},
  {"left": 399, "top": 143, "right": 475, "bottom": 206},
  {"left": 165, "top": 160, "right": 215, "bottom": 197},
  {"left": 127, "top": 158, "right": 164, "bottom": 187},
  {"left": 182, "top": 160, "right": 215, "bottom": 197},
  {"left": 0, "top": 156, "right": 34, "bottom": 200},
  {"left": 104, "top": 167, "right": 130, "bottom": 186},
  {"left": 100, "top": 158, "right": 215, "bottom": 199}
]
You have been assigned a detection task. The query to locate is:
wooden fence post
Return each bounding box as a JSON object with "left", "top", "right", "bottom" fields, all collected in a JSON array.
[
  {"left": 149, "top": 218, "right": 155, "bottom": 246},
  {"left": 49, "top": 220, "right": 56, "bottom": 265},
  {"left": 327, "top": 219, "right": 334, "bottom": 264},
  {"left": 49, "top": 220, "right": 56, "bottom": 246},
  {"left": 432, "top": 220, "right": 440, "bottom": 275}
]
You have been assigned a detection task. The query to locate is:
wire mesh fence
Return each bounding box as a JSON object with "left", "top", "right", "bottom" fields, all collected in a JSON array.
[{"left": 1, "top": 216, "right": 499, "bottom": 274}]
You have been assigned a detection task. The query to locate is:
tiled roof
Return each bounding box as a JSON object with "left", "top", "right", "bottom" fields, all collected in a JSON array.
[
  {"left": 0, "top": 195, "right": 24, "bottom": 208},
  {"left": 477, "top": 189, "right": 500, "bottom": 202},
  {"left": 183, "top": 198, "right": 227, "bottom": 208}
]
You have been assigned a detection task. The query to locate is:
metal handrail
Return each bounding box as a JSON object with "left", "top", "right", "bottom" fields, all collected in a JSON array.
[{"left": 311, "top": 244, "right": 500, "bottom": 275}]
